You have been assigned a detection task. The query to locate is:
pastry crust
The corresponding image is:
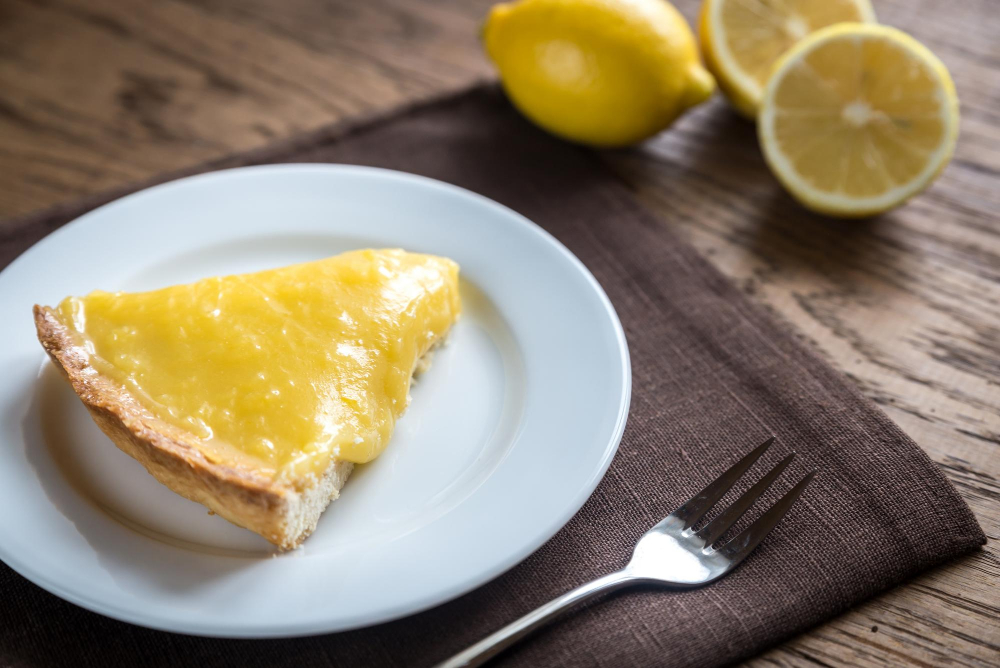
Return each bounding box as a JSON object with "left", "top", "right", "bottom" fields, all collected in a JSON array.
[{"left": 33, "top": 305, "right": 353, "bottom": 550}]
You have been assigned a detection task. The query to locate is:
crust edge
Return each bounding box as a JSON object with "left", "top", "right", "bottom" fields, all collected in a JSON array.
[{"left": 33, "top": 305, "right": 351, "bottom": 550}]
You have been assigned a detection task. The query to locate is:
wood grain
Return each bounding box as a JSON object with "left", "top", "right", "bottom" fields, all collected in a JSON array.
[{"left": 0, "top": 0, "right": 997, "bottom": 666}]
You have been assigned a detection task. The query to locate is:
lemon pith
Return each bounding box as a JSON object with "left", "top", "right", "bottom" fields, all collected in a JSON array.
[
  {"left": 483, "top": 0, "right": 715, "bottom": 147},
  {"left": 699, "top": 0, "right": 876, "bottom": 117},
  {"left": 758, "top": 23, "right": 959, "bottom": 217}
]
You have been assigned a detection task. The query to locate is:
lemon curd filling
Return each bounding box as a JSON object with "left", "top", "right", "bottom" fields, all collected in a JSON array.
[{"left": 56, "top": 249, "right": 461, "bottom": 482}]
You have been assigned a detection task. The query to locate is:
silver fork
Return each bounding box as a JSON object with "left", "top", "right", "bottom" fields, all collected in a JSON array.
[{"left": 436, "top": 436, "right": 815, "bottom": 668}]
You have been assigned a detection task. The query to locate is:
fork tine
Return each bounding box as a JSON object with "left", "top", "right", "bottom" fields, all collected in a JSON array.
[
  {"left": 717, "top": 471, "right": 816, "bottom": 565},
  {"left": 696, "top": 452, "right": 795, "bottom": 546},
  {"left": 673, "top": 436, "right": 774, "bottom": 528}
]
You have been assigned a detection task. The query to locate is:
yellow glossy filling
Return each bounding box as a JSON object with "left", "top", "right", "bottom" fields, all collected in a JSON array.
[{"left": 57, "top": 249, "right": 461, "bottom": 482}]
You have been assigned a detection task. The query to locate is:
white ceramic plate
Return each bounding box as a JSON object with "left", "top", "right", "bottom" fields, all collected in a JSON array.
[{"left": 0, "top": 165, "right": 629, "bottom": 637}]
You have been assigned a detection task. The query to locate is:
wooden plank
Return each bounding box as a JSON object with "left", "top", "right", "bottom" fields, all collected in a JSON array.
[
  {"left": 0, "top": 0, "right": 494, "bottom": 214},
  {"left": 0, "top": 0, "right": 996, "bottom": 665}
]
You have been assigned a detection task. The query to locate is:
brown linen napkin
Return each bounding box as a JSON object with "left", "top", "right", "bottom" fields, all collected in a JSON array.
[{"left": 0, "top": 84, "right": 984, "bottom": 668}]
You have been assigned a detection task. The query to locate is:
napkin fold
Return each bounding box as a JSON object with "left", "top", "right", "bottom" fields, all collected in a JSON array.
[{"left": 0, "top": 84, "right": 983, "bottom": 668}]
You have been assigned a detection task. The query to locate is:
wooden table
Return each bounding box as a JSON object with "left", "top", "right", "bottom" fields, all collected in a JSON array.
[{"left": 2, "top": 0, "right": 996, "bottom": 665}]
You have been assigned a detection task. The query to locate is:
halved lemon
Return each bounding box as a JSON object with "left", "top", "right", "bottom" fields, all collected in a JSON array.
[
  {"left": 758, "top": 23, "right": 959, "bottom": 218},
  {"left": 699, "top": 0, "right": 876, "bottom": 117}
]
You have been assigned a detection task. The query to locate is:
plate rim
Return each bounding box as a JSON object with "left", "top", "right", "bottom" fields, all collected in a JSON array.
[{"left": 0, "top": 164, "right": 631, "bottom": 637}]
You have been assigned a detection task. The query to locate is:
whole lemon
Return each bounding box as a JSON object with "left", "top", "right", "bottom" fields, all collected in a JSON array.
[{"left": 482, "top": 0, "right": 715, "bottom": 147}]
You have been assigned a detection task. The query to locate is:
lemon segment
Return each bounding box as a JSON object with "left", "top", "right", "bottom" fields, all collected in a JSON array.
[
  {"left": 758, "top": 24, "right": 959, "bottom": 217},
  {"left": 483, "top": 0, "right": 715, "bottom": 147},
  {"left": 699, "top": 0, "right": 876, "bottom": 117}
]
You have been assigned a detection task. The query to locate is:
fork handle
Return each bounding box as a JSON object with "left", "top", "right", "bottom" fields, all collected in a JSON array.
[{"left": 434, "top": 570, "right": 634, "bottom": 668}]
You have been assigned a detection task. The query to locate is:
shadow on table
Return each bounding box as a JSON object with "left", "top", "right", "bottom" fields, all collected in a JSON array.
[{"left": 632, "top": 101, "right": 909, "bottom": 289}]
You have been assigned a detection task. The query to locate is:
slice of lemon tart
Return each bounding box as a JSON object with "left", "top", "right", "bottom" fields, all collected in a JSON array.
[{"left": 34, "top": 249, "right": 461, "bottom": 549}]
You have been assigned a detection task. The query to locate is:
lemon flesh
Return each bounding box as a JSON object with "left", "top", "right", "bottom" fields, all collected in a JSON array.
[
  {"left": 758, "top": 24, "right": 959, "bottom": 218},
  {"left": 483, "top": 0, "right": 715, "bottom": 147},
  {"left": 700, "top": 0, "right": 875, "bottom": 117},
  {"left": 57, "top": 249, "right": 462, "bottom": 480}
]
